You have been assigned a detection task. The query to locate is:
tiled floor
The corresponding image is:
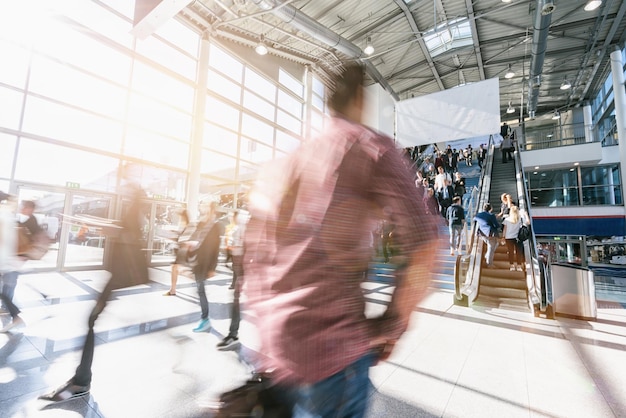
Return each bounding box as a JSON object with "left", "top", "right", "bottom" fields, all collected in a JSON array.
[{"left": 1, "top": 263, "right": 625, "bottom": 418}]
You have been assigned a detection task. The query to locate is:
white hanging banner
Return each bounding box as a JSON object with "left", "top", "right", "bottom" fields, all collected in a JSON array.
[{"left": 395, "top": 78, "right": 501, "bottom": 147}]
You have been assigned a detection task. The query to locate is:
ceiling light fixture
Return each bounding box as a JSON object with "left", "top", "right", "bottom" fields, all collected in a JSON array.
[
  {"left": 255, "top": 35, "right": 268, "bottom": 55},
  {"left": 506, "top": 101, "right": 515, "bottom": 113},
  {"left": 363, "top": 36, "right": 374, "bottom": 55},
  {"left": 584, "top": 0, "right": 602, "bottom": 11},
  {"left": 551, "top": 110, "right": 561, "bottom": 120},
  {"left": 501, "top": 0, "right": 512, "bottom": 3},
  {"left": 560, "top": 77, "right": 572, "bottom": 90},
  {"left": 504, "top": 64, "right": 515, "bottom": 79}
]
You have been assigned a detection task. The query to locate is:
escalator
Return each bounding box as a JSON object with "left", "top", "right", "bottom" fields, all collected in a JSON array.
[
  {"left": 455, "top": 136, "right": 552, "bottom": 317},
  {"left": 474, "top": 151, "right": 530, "bottom": 311}
]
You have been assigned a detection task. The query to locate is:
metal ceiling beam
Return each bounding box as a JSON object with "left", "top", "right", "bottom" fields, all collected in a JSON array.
[
  {"left": 392, "top": 0, "right": 444, "bottom": 90},
  {"left": 526, "top": 0, "right": 554, "bottom": 118},
  {"left": 464, "top": 0, "right": 486, "bottom": 80},
  {"left": 394, "top": 45, "right": 591, "bottom": 97},
  {"left": 249, "top": 0, "right": 399, "bottom": 100}
]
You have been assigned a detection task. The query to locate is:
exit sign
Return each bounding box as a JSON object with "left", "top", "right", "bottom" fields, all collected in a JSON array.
[{"left": 66, "top": 182, "right": 80, "bottom": 189}]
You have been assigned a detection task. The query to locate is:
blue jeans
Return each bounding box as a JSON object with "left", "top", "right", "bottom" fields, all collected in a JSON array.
[
  {"left": 0, "top": 271, "right": 20, "bottom": 318},
  {"left": 195, "top": 277, "right": 209, "bottom": 320},
  {"left": 449, "top": 224, "right": 463, "bottom": 250},
  {"left": 481, "top": 235, "right": 500, "bottom": 265},
  {"left": 284, "top": 352, "right": 376, "bottom": 418}
]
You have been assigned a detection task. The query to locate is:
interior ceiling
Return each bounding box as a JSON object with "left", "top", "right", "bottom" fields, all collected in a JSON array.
[{"left": 179, "top": 0, "right": 626, "bottom": 123}]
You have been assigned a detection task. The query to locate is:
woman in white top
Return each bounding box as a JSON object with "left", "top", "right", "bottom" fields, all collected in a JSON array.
[{"left": 501, "top": 205, "right": 527, "bottom": 271}]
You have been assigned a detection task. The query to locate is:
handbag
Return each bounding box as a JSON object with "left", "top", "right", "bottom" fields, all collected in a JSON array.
[
  {"left": 210, "top": 373, "right": 292, "bottom": 417},
  {"left": 517, "top": 224, "right": 530, "bottom": 242},
  {"left": 17, "top": 227, "right": 50, "bottom": 260}
]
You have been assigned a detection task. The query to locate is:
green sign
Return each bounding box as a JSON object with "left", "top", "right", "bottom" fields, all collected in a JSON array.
[{"left": 66, "top": 182, "right": 80, "bottom": 189}]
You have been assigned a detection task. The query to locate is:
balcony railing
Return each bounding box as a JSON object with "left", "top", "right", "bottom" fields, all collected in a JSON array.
[
  {"left": 521, "top": 122, "right": 592, "bottom": 151},
  {"left": 521, "top": 120, "right": 619, "bottom": 151}
]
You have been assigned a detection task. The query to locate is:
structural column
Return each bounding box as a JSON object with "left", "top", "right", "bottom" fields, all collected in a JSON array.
[
  {"left": 583, "top": 104, "right": 593, "bottom": 142},
  {"left": 186, "top": 32, "right": 210, "bottom": 221},
  {"left": 610, "top": 46, "right": 626, "bottom": 232}
]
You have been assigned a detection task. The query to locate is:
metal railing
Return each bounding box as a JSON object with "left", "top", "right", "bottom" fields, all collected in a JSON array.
[
  {"left": 599, "top": 120, "right": 619, "bottom": 146},
  {"left": 519, "top": 120, "right": 619, "bottom": 151},
  {"left": 521, "top": 122, "right": 593, "bottom": 151}
]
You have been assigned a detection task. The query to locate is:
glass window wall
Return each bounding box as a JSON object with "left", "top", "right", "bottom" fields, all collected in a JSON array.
[{"left": 527, "top": 164, "right": 622, "bottom": 207}]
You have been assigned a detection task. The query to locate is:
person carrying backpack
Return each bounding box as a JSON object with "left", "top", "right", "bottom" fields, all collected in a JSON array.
[{"left": 447, "top": 196, "right": 465, "bottom": 256}]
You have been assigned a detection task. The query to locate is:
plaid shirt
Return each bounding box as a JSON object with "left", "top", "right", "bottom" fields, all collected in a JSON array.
[{"left": 244, "top": 117, "right": 438, "bottom": 384}]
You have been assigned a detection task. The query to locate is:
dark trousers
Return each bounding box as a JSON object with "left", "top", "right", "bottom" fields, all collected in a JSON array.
[
  {"left": 0, "top": 271, "right": 19, "bottom": 318},
  {"left": 195, "top": 276, "right": 209, "bottom": 320},
  {"left": 229, "top": 255, "right": 243, "bottom": 337},
  {"left": 502, "top": 148, "right": 512, "bottom": 162},
  {"left": 73, "top": 280, "right": 114, "bottom": 386},
  {"left": 0, "top": 294, "right": 19, "bottom": 318},
  {"left": 505, "top": 239, "right": 525, "bottom": 264}
]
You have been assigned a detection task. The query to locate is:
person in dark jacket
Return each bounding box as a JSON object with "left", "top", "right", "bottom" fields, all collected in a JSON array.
[
  {"left": 189, "top": 201, "right": 223, "bottom": 333},
  {"left": 446, "top": 196, "right": 465, "bottom": 255},
  {"left": 474, "top": 203, "right": 500, "bottom": 268}
]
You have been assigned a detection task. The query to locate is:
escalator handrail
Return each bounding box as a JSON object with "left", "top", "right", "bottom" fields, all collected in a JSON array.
[
  {"left": 454, "top": 134, "right": 495, "bottom": 301},
  {"left": 512, "top": 138, "right": 553, "bottom": 312}
]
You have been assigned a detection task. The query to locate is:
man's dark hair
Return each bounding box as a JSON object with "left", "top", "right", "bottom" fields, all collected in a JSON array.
[
  {"left": 22, "top": 200, "right": 36, "bottom": 209},
  {"left": 483, "top": 203, "right": 492, "bottom": 212},
  {"left": 327, "top": 62, "right": 365, "bottom": 115},
  {"left": 453, "top": 196, "right": 461, "bottom": 204}
]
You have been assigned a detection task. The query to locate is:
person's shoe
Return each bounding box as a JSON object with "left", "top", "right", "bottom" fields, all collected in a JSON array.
[
  {"left": 163, "top": 290, "right": 176, "bottom": 296},
  {"left": 484, "top": 264, "right": 495, "bottom": 269},
  {"left": 516, "top": 265, "right": 523, "bottom": 272},
  {"left": 192, "top": 318, "right": 211, "bottom": 333},
  {"left": 0, "top": 316, "right": 24, "bottom": 333},
  {"left": 450, "top": 249, "right": 455, "bottom": 256},
  {"left": 38, "top": 380, "right": 90, "bottom": 402},
  {"left": 510, "top": 265, "right": 516, "bottom": 271},
  {"left": 216, "top": 335, "right": 239, "bottom": 350}
]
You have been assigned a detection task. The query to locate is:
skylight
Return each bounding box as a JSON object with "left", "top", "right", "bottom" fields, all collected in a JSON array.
[{"left": 424, "top": 17, "right": 473, "bottom": 57}]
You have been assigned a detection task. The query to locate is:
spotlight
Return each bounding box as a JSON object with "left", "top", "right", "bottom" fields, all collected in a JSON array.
[
  {"left": 255, "top": 35, "right": 268, "bottom": 55},
  {"left": 504, "top": 64, "right": 515, "bottom": 79},
  {"left": 584, "top": 0, "right": 602, "bottom": 11},
  {"left": 560, "top": 78, "right": 571, "bottom": 90},
  {"left": 363, "top": 37, "right": 374, "bottom": 55},
  {"left": 551, "top": 110, "right": 560, "bottom": 120},
  {"left": 506, "top": 101, "right": 515, "bottom": 114}
]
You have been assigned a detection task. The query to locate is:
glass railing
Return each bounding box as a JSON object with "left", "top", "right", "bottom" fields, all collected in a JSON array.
[
  {"left": 521, "top": 122, "right": 593, "bottom": 151},
  {"left": 520, "top": 120, "right": 619, "bottom": 151}
]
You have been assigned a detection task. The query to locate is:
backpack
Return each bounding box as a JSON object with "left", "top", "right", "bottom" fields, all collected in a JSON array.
[{"left": 517, "top": 224, "right": 530, "bottom": 243}]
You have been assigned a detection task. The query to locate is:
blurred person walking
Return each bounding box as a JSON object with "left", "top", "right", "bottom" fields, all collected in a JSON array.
[
  {"left": 0, "top": 192, "right": 25, "bottom": 333},
  {"left": 216, "top": 210, "right": 247, "bottom": 350},
  {"left": 39, "top": 170, "right": 149, "bottom": 402},
  {"left": 164, "top": 209, "right": 193, "bottom": 296},
  {"left": 241, "top": 63, "right": 439, "bottom": 417},
  {"left": 188, "top": 201, "right": 223, "bottom": 333}
]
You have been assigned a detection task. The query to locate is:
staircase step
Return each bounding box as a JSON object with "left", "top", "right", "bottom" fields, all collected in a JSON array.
[
  {"left": 472, "top": 294, "right": 531, "bottom": 311},
  {"left": 480, "top": 275, "right": 526, "bottom": 289},
  {"left": 479, "top": 284, "right": 528, "bottom": 300}
]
